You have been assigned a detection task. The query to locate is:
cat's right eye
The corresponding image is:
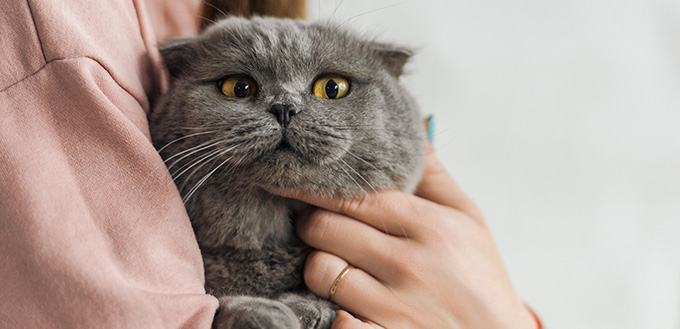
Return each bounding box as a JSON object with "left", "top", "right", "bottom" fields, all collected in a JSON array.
[
  {"left": 220, "top": 76, "right": 257, "bottom": 98},
  {"left": 313, "top": 75, "right": 349, "bottom": 99}
]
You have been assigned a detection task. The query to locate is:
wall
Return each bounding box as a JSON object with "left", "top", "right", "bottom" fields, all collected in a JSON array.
[{"left": 308, "top": 1, "right": 680, "bottom": 328}]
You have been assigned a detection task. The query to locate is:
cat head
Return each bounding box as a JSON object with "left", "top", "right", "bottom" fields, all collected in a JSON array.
[{"left": 150, "top": 17, "right": 424, "bottom": 198}]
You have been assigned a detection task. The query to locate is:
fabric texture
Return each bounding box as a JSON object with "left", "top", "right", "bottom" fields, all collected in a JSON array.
[
  {"left": 145, "top": 0, "right": 202, "bottom": 41},
  {"left": 0, "top": 0, "right": 218, "bottom": 328}
]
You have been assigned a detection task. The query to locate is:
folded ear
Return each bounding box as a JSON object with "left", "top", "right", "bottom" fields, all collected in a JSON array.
[
  {"left": 374, "top": 44, "right": 413, "bottom": 78},
  {"left": 159, "top": 37, "right": 198, "bottom": 78}
]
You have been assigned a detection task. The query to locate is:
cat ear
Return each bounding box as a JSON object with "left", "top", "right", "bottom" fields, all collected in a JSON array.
[
  {"left": 374, "top": 44, "right": 413, "bottom": 78},
  {"left": 159, "top": 37, "right": 198, "bottom": 78}
]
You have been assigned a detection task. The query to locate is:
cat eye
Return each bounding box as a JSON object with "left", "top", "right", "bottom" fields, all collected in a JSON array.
[
  {"left": 220, "top": 76, "right": 257, "bottom": 98},
  {"left": 313, "top": 75, "right": 349, "bottom": 99}
]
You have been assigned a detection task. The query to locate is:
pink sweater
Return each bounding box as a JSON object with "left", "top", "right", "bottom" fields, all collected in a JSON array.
[{"left": 0, "top": 0, "right": 218, "bottom": 327}]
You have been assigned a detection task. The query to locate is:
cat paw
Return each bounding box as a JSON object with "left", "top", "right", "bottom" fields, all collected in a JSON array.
[
  {"left": 278, "top": 292, "right": 337, "bottom": 329},
  {"left": 214, "top": 296, "right": 301, "bottom": 329}
]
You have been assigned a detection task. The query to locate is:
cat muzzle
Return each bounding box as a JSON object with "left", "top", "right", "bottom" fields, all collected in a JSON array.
[{"left": 269, "top": 103, "right": 298, "bottom": 128}]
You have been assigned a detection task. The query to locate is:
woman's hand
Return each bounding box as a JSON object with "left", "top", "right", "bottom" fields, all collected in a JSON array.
[{"left": 278, "top": 143, "right": 537, "bottom": 328}]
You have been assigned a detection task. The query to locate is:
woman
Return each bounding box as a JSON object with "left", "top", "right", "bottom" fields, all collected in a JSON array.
[{"left": 0, "top": 0, "right": 539, "bottom": 327}]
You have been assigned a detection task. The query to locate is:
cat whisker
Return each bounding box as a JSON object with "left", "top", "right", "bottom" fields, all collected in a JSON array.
[
  {"left": 178, "top": 155, "right": 218, "bottom": 194},
  {"left": 345, "top": 153, "right": 409, "bottom": 239},
  {"left": 343, "top": 157, "right": 410, "bottom": 239},
  {"left": 333, "top": 1, "right": 408, "bottom": 32},
  {"left": 180, "top": 117, "right": 261, "bottom": 131},
  {"left": 337, "top": 161, "right": 366, "bottom": 194},
  {"left": 175, "top": 150, "right": 224, "bottom": 193},
  {"left": 166, "top": 139, "right": 227, "bottom": 172},
  {"left": 157, "top": 130, "right": 218, "bottom": 154},
  {"left": 137, "top": 133, "right": 220, "bottom": 193},
  {"left": 321, "top": 124, "right": 426, "bottom": 141},
  {"left": 180, "top": 126, "right": 223, "bottom": 130},
  {"left": 338, "top": 159, "right": 398, "bottom": 236},
  {"left": 328, "top": 125, "right": 375, "bottom": 129},
  {"left": 346, "top": 150, "right": 381, "bottom": 173},
  {"left": 163, "top": 137, "right": 220, "bottom": 162},
  {"left": 171, "top": 153, "right": 210, "bottom": 182},
  {"left": 183, "top": 151, "right": 235, "bottom": 203},
  {"left": 177, "top": 143, "right": 242, "bottom": 193},
  {"left": 202, "top": 1, "right": 230, "bottom": 21},
  {"left": 172, "top": 143, "right": 239, "bottom": 182},
  {"left": 340, "top": 159, "right": 377, "bottom": 194},
  {"left": 196, "top": 14, "right": 219, "bottom": 27},
  {"left": 327, "top": 0, "right": 345, "bottom": 28},
  {"left": 180, "top": 124, "right": 238, "bottom": 132}
]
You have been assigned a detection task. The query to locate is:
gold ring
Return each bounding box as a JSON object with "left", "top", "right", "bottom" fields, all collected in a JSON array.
[{"left": 329, "top": 265, "right": 353, "bottom": 302}]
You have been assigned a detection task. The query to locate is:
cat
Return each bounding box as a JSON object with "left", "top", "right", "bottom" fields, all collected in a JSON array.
[{"left": 149, "top": 16, "right": 424, "bottom": 329}]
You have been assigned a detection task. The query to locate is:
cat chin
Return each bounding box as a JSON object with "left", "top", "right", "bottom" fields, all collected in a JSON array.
[
  {"left": 251, "top": 168, "right": 375, "bottom": 200},
  {"left": 258, "top": 182, "right": 369, "bottom": 200},
  {"left": 246, "top": 144, "right": 347, "bottom": 171}
]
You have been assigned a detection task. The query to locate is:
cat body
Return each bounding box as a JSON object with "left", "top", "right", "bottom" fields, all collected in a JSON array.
[{"left": 150, "top": 17, "right": 424, "bottom": 329}]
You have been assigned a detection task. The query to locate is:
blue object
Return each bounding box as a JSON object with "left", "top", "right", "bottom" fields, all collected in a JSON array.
[{"left": 427, "top": 114, "right": 435, "bottom": 144}]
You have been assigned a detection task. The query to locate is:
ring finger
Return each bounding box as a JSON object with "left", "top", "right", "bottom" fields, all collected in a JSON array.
[
  {"left": 297, "top": 209, "right": 406, "bottom": 282},
  {"left": 304, "top": 250, "right": 393, "bottom": 322}
]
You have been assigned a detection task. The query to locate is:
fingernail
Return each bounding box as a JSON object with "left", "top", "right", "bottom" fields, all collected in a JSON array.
[
  {"left": 330, "top": 310, "right": 337, "bottom": 322},
  {"left": 426, "top": 114, "right": 435, "bottom": 144}
]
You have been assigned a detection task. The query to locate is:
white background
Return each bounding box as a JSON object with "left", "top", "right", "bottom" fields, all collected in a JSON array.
[{"left": 308, "top": 1, "right": 680, "bottom": 328}]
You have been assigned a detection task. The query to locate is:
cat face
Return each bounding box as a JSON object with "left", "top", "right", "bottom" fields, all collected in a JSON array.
[{"left": 150, "top": 17, "right": 424, "bottom": 198}]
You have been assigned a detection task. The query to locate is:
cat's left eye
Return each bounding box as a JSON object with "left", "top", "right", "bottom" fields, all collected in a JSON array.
[
  {"left": 313, "top": 75, "right": 349, "bottom": 99},
  {"left": 220, "top": 76, "right": 257, "bottom": 98}
]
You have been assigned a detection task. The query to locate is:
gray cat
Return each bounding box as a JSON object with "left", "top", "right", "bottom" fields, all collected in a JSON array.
[{"left": 149, "top": 17, "right": 424, "bottom": 329}]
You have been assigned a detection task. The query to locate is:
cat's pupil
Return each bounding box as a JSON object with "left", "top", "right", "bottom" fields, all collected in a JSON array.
[
  {"left": 325, "top": 80, "right": 338, "bottom": 99},
  {"left": 234, "top": 80, "right": 250, "bottom": 98}
]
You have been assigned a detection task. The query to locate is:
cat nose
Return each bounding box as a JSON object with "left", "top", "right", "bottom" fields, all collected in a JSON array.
[{"left": 269, "top": 103, "right": 298, "bottom": 127}]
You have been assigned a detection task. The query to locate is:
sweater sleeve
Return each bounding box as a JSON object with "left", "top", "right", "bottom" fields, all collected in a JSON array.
[{"left": 0, "top": 1, "right": 218, "bottom": 328}]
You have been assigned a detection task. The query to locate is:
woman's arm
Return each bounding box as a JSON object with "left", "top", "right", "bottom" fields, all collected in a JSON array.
[{"left": 0, "top": 1, "right": 218, "bottom": 327}]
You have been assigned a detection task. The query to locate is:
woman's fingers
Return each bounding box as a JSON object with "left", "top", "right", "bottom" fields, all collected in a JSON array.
[
  {"left": 331, "top": 311, "right": 384, "bottom": 329},
  {"left": 272, "top": 146, "right": 484, "bottom": 233},
  {"left": 297, "top": 209, "right": 406, "bottom": 280},
  {"left": 275, "top": 189, "right": 434, "bottom": 237},
  {"left": 414, "top": 144, "right": 485, "bottom": 224},
  {"left": 304, "top": 251, "right": 394, "bottom": 321}
]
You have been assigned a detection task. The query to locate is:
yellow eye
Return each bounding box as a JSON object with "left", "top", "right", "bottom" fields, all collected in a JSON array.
[
  {"left": 313, "top": 75, "right": 349, "bottom": 99},
  {"left": 220, "top": 76, "right": 257, "bottom": 98}
]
